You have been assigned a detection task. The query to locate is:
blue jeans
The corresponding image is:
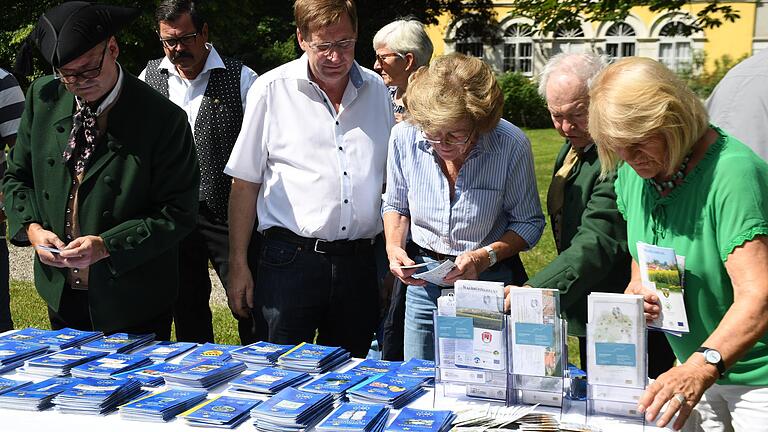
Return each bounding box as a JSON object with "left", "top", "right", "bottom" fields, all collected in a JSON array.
[
  {"left": 403, "top": 256, "right": 517, "bottom": 361},
  {"left": 257, "top": 236, "right": 379, "bottom": 358}
]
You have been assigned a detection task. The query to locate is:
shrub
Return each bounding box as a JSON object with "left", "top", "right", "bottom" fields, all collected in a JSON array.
[
  {"left": 497, "top": 71, "right": 552, "bottom": 129},
  {"left": 678, "top": 51, "right": 748, "bottom": 99}
]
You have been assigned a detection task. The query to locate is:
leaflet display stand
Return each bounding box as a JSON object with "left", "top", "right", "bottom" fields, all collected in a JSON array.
[
  {"left": 432, "top": 310, "right": 510, "bottom": 407},
  {"left": 505, "top": 288, "right": 571, "bottom": 413},
  {"left": 585, "top": 293, "right": 648, "bottom": 429}
]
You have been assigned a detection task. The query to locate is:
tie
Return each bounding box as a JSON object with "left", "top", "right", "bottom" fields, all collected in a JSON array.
[
  {"left": 547, "top": 146, "right": 581, "bottom": 250},
  {"left": 62, "top": 97, "right": 99, "bottom": 175}
]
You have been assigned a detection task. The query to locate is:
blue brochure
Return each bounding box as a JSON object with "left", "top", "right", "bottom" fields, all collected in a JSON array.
[
  {"left": 70, "top": 352, "right": 152, "bottom": 378},
  {"left": 395, "top": 358, "right": 436, "bottom": 384},
  {"left": 118, "top": 388, "right": 208, "bottom": 422},
  {"left": 0, "top": 376, "right": 77, "bottom": 410},
  {"left": 38, "top": 328, "right": 103, "bottom": 350},
  {"left": 228, "top": 366, "right": 310, "bottom": 395},
  {"left": 277, "top": 342, "right": 351, "bottom": 373},
  {"left": 348, "top": 359, "right": 402, "bottom": 376},
  {"left": 0, "top": 328, "right": 56, "bottom": 345},
  {"left": 0, "top": 340, "right": 49, "bottom": 373},
  {"left": 0, "top": 377, "right": 32, "bottom": 395},
  {"left": 23, "top": 348, "right": 108, "bottom": 376},
  {"left": 182, "top": 395, "right": 261, "bottom": 428},
  {"left": 180, "top": 343, "right": 238, "bottom": 365},
  {"left": 131, "top": 341, "right": 196, "bottom": 361},
  {"left": 301, "top": 372, "right": 368, "bottom": 395},
  {"left": 114, "top": 362, "right": 184, "bottom": 387},
  {"left": 347, "top": 373, "right": 426, "bottom": 409},
  {"left": 316, "top": 402, "right": 390, "bottom": 431},
  {"left": 80, "top": 332, "right": 155, "bottom": 353},
  {"left": 163, "top": 359, "right": 246, "bottom": 390},
  {"left": 231, "top": 341, "right": 294, "bottom": 366},
  {"left": 52, "top": 377, "right": 146, "bottom": 415},
  {"left": 386, "top": 407, "right": 456, "bottom": 432}
]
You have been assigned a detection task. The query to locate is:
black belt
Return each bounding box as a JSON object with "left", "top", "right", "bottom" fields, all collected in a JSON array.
[
  {"left": 264, "top": 227, "right": 373, "bottom": 256},
  {"left": 406, "top": 242, "right": 456, "bottom": 261}
]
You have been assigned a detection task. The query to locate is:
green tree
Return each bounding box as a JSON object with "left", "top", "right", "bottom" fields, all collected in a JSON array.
[
  {"left": 0, "top": 0, "right": 497, "bottom": 89},
  {"left": 503, "top": 0, "right": 740, "bottom": 34}
]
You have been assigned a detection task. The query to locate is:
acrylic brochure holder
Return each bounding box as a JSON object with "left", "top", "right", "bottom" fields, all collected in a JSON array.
[
  {"left": 432, "top": 308, "right": 510, "bottom": 409},
  {"left": 506, "top": 287, "right": 576, "bottom": 418},
  {"left": 585, "top": 292, "right": 648, "bottom": 429}
]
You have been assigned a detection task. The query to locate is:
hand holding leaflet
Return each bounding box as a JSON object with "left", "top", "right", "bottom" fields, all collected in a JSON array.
[{"left": 411, "top": 260, "right": 456, "bottom": 287}]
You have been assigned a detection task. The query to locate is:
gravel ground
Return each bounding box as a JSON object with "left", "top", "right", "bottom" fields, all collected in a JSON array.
[{"left": 9, "top": 244, "right": 229, "bottom": 306}]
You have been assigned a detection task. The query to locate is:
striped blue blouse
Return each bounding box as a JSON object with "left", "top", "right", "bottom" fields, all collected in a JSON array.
[{"left": 382, "top": 119, "right": 545, "bottom": 256}]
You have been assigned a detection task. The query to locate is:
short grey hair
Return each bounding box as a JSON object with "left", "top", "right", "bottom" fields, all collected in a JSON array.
[
  {"left": 373, "top": 18, "right": 434, "bottom": 68},
  {"left": 538, "top": 52, "right": 608, "bottom": 99}
]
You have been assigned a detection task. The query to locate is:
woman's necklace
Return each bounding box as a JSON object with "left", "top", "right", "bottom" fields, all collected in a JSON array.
[{"left": 648, "top": 153, "right": 692, "bottom": 193}]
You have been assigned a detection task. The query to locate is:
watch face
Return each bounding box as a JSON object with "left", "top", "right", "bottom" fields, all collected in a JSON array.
[{"left": 704, "top": 349, "right": 721, "bottom": 364}]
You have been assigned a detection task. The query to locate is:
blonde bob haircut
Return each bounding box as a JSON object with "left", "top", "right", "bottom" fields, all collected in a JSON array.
[
  {"left": 294, "top": 0, "right": 357, "bottom": 38},
  {"left": 406, "top": 52, "right": 503, "bottom": 135},
  {"left": 588, "top": 56, "right": 709, "bottom": 178}
]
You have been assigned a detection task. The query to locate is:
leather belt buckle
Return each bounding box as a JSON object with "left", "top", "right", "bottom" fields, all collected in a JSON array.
[{"left": 313, "top": 239, "right": 327, "bottom": 254}]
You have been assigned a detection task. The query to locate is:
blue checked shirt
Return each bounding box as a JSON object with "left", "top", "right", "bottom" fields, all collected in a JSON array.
[{"left": 382, "top": 119, "right": 545, "bottom": 255}]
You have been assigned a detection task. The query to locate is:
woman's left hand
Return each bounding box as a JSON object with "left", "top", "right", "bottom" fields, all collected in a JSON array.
[
  {"left": 638, "top": 360, "right": 718, "bottom": 430},
  {"left": 444, "top": 249, "right": 488, "bottom": 284}
]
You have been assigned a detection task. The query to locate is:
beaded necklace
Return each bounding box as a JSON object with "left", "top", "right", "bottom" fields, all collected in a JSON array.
[{"left": 648, "top": 153, "right": 692, "bottom": 193}]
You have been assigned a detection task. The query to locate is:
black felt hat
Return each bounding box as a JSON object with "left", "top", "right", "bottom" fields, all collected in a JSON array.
[{"left": 15, "top": 2, "right": 139, "bottom": 75}]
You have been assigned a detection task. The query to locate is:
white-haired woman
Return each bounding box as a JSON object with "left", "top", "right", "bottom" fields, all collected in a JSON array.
[{"left": 373, "top": 18, "right": 433, "bottom": 122}]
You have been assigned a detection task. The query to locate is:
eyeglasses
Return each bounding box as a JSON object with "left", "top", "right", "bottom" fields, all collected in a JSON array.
[
  {"left": 421, "top": 129, "right": 474, "bottom": 147},
  {"left": 308, "top": 38, "right": 356, "bottom": 54},
  {"left": 158, "top": 32, "right": 198, "bottom": 48},
  {"left": 54, "top": 42, "right": 109, "bottom": 84},
  {"left": 375, "top": 52, "right": 404, "bottom": 63}
]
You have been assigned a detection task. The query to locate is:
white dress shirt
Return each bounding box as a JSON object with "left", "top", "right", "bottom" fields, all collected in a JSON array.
[
  {"left": 139, "top": 45, "right": 258, "bottom": 129},
  {"left": 225, "top": 54, "right": 395, "bottom": 241}
]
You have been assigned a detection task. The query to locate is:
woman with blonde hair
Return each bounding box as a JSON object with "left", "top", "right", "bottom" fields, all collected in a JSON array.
[
  {"left": 589, "top": 56, "right": 768, "bottom": 431},
  {"left": 382, "top": 53, "right": 544, "bottom": 360}
]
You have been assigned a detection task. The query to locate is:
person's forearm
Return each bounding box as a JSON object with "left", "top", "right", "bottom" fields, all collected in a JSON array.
[
  {"left": 488, "top": 230, "right": 528, "bottom": 262},
  {"left": 228, "top": 179, "right": 261, "bottom": 265},
  {"left": 383, "top": 211, "right": 410, "bottom": 250}
]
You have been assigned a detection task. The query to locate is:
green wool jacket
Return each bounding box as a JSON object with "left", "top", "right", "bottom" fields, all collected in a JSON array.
[
  {"left": 527, "top": 141, "right": 630, "bottom": 336},
  {"left": 3, "top": 73, "right": 199, "bottom": 332}
]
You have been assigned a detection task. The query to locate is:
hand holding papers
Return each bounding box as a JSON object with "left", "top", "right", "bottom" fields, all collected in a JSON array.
[{"left": 411, "top": 260, "right": 457, "bottom": 287}]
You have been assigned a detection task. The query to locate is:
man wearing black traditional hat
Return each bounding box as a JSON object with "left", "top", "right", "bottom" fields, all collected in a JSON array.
[
  {"left": 139, "top": 0, "right": 264, "bottom": 345},
  {"left": 3, "top": 2, "right": 199, "bottom": 339}
]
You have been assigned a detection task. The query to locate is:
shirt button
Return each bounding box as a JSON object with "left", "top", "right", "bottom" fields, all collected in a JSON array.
[
  {"left": 338, "top": 146, "right": 343, "bottom": 151},
  {"left": 66, "top": 235, "right": 72, "bottom": 240},
  {"left": 343, "top": 172, "right": 348, "bottom": 176},
  {"left": 341, "top": 226, "right": 346, "bottom": 231},
  {"left": 66, "top": 208, "right": 71, "bottom": 214},
  {"left": 73, "top": 269, "right": 79, "bottom": 273},
  {"left": 74, "top": 278, "right": 81, "bottom": 285},
  {"left": 69, "top": 194, "right": 74, "bottom": 199},
  {"left": 66, "top": 221, "right": 71, "bottom": 227},
  {"left": 335, "top": 121, "right": 339, "bottom": 125},
  {"left": 344, "top": 199, "right": 348, "bottom": 204}
]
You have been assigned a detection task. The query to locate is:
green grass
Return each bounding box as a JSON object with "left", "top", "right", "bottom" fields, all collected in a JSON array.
[{"left": 9, "top": 127, "right": 582, "bottom": 364}]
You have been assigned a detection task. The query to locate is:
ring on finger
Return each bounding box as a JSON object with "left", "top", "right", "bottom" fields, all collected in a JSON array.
[{"left": 673, "top": 393, "right": 686, "bottom": 404}]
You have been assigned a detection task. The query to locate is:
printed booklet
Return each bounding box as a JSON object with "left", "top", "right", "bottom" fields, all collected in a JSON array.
[{"left": 636, "top": 241, "right": 689, "bottom": 335}]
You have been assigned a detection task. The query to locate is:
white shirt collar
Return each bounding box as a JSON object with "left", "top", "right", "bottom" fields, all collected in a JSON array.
[
  {"left": 287, "top": 53, "right": 366, "bottom": 90},
  {"left": 157, "top": 44, "right": 224, "bottom": 79},
  {"left": 76, "top": 63, "right": 124, "bottom": 116}
]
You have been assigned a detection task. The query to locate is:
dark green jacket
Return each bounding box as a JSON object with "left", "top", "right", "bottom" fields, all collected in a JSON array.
[
  {"left": 3, "top": 73, "right": 199, "bottom": 332},
  {"left": 527, "top": 141, "right": 630, "bottom": 336}
]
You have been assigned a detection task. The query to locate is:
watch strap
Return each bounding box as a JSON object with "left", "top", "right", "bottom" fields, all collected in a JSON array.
[
  {"left": 483, "top": 245, "right": 497, "bottom": 266},
  {"left": 696, "top": 346, "right": 725, "bottom": 378}
]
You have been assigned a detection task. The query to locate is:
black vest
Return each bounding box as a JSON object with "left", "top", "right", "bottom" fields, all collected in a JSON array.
[{"left": 144, "top": 56, "right": 244, "bottom": 221}]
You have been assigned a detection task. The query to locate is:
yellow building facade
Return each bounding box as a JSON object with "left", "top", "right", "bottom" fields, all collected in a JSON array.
[{"left": 426, "top": 1, "right": 767, "bottom": 75}]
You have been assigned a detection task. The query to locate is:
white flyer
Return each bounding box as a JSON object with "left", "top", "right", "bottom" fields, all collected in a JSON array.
[
  {"left": 453, "top": 280, "right": 506, "bottom": 371},
  {"left": 411, "top": 260, "right": 456, "bottom": 287},
  {"left": 508, "top": 288, "right": 562, "bottom": 377},
  {"left": 587, "top": 292, "right": 646, "bottom": 388},
  {"left": 636, "top": 242, "right": 689, "bottom": 335}
]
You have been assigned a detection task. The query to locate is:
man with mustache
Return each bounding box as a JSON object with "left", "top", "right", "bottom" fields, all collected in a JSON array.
[
  {"left": 4, "top": 2, "right": 199, "bottom": 338},
  {"left": 140, "top": 0, "right": 262, "bottom": 345}
]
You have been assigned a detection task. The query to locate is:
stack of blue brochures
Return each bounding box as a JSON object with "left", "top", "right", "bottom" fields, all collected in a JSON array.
[
  {"left": 316, "top": 402, "right": 390, "bottom": 432},
  {"left": 0, "top": 327, "right": 56, "bottom": 346},
  {"left": 0, "top": 376, "right": 76, "bottom": 410},
  {"left": 80, "top": 332, "right": 155, "bottom": 354},
  {"left": 181, "top": 395, "right": 261, "bottom": 429},
  {"left": 180, "top": 343, "right": 239, "bottom": 365},
  {"left": 251, "top": 387, "right": 335, "bottom": 431},
  {"left": 163, "top": 359, "right": 247, "bottom": 390},
  {"left": 37, "top": 328, "right": 103, "bottom": 351},
  {"left": 22, "top": 348, "right": 108, "bottom": 376},
  {"left": 130, "top": 341, "right": 197, "bottom": 362},
  {"left": 228, "top": 366, "right": 311, "bottom": 396},
  {"left": 385, "top": 407, "right": 456, "bottom": 432},
  {"left": 394, "top": 358, "right": 436, "bottom": 385},
  {"left": 0, "top": 377, "right": 32, "bottom": 395},
  {"left": 0, "top": 341, "right": 49, "bottom": 373},
  {"left": 113, "top": 362, "right": 184, "bottom": 387},
  {"left": 299, "top": 371, "right": 369, "bottom": 401},
  {"left": 52, "top": 377, "right": 146, "bottom": 415},
  {"left": 347, "top": 373, "right": 426, "bottom": 409},
  {"left": 348, "top": 359, "right": 402, "bottom": 376},
  {"left": 277, "top": 342, "right": 351, "bottom": 373},
  {"left": 231, "top": 341, "right": 294, "bottom": 368},
  {"left": 70, "top": 353, "right": 152, "bottom": 379},
  {"left": 119, "top": 388, "right": 208, "bottom": 422}
]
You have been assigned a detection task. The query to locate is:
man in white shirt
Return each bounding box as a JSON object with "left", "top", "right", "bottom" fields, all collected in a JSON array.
[
  {"left": 225, "top": 0, "right": 394, "bottom": 357},
  {"left": 140, "top": 0, "right": 261, "bottom": 344}
]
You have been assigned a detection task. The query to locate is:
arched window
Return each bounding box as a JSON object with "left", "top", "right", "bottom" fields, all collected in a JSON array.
[
  {"left": 658, "top": 22, "right": 692, "bottom": 72},
  {"left": 554, "top": 26, "right": 585, "bottom": 54},
  {"left": 605, "top": 22, "right": 636, "bottom": 60},
  {"left": 503, "top": 23, "right": 534, "bottom": 74}
]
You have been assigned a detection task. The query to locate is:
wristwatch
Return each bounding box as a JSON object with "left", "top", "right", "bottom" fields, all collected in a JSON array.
[
  {"left": 696, "top": 346, "right": 725, "bottom": 378},
  {"left": 483, "top": 246, "right": 497, "bottom": 267}
]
